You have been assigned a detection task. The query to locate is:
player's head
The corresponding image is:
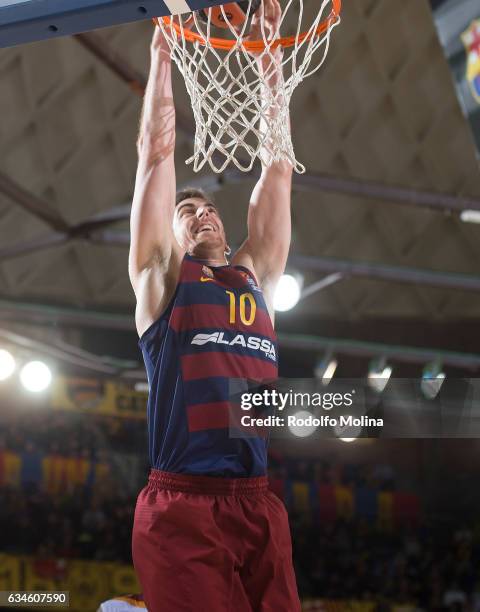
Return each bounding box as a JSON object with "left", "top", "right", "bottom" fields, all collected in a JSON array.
[{"left": 173, "top": 188, "right": 230, "bottom": 260}]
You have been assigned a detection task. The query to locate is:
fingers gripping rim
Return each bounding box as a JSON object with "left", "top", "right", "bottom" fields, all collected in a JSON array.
[
  {"left": 198, "top": 0, "right": 261, "bottom": 29},
  {"left": 154, "top": 0, "right": 341, "bottom": 51}
]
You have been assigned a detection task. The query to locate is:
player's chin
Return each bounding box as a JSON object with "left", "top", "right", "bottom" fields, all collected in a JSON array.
[
  {"left": 194, "top": 236, "right": 225, "bottom": 255},
  {"left": 195, "top": 233, "right": 222, "bottom": 247}
]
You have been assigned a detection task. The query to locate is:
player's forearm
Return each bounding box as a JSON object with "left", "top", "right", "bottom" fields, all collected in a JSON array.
[
  {"left": 129, "top": 38, "right": 177, "bottom": 276},
  {"left": 137, "top": 46, "right": 175, "bottom": 163},
  {"left": 256, "top": 49, "right": 292, "bottom": 172}
]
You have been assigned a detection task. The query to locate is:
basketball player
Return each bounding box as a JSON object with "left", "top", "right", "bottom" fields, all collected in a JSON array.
[{"left": 129, "top": 1, "right": 300, "bottom": 610}]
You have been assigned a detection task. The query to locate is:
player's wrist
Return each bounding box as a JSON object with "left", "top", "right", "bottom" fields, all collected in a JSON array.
[
  {"left": 150, "top": 45, "right": 172, "bottom": 62},
  {"left": 151, "top": 26, "right": 172, "bottom": 58}
]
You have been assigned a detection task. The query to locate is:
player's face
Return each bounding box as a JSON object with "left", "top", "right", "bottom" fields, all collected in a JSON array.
[{"left": 173, "top": 197, "right": 227, "bottom": 254}]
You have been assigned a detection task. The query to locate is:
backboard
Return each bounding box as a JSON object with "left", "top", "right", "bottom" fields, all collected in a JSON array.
[{"left": 0, "top": 0, "right": 233, "bottom": 48}]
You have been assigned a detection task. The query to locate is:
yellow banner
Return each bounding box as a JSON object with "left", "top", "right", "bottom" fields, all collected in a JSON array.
[
  {"left": 51, "top": 377, "right": 147, "bottom": 419},
  {"left": 0, "top": 555, "right": 21, "bottom": 592},
  {"left": 3, "top": 451, "right": 20, "bottom": 487},
  {"left": 378, "top": 491, "right": 393, "bottom": 530},
  {"left": 335, "top": 486, "right": 354, "bottom": 520},
  {"left": 292, "top": 482, "right": 311, "bottom": 516}
]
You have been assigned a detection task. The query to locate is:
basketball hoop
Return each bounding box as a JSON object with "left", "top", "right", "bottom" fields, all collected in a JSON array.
[{"left": 155, "top": 0, "right": 341, "bottom": 173}]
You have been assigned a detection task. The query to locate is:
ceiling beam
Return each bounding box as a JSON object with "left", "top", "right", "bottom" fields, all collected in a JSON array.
[
  {"left": 289, "top": 254, "right": 480, "bottom": 292},
  {"left": 2, "top": 196, "right": 480, "bottom": 291},
  {"left": 2, "top": 310, "right": 480, "bottom": 373},
  {"left": 291, "top": 173, "right": 480, "bottom": 213},
  {"left": 88, "top": 232, "right": 480, "bottom": 293},
  {"left": 0, "top": 233, "right": 69, "bottom": 261},
  {"left": 0, "top": 171, "right": 69, "bottom": 232},
  {"left": 73, "top": 227, "right": 480, "bottom": 292},
  {"left": 277, "top": 332, "right": 480, "bottom": 372},
  {"left": 74, "top": 31, "right": 147, "bottom": 97},
  {"left": 0, "top": 327, "right": 137, "bottom": 374},
  {"left": 73, "top": 31, "right": 194, "bottom": 137},
  {"left": 4, "top": 167, "right": 480, "bottom": 262}
]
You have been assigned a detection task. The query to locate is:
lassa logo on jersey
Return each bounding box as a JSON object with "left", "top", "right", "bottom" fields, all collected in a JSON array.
[{"left": 191, "top": 332, "right": 276, "bottom": 362}]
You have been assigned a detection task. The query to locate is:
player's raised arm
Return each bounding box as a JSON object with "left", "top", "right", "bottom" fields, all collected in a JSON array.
[
  {"left": 233, "top": 0, "right": 293, "bottom": 319},
  {"left": 129, "top": 27, "right": 179, "bottom": 296}
]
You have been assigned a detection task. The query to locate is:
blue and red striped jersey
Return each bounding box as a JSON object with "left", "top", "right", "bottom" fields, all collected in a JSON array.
[{"left": 138, "top": 254, "right": 278, "bottom": 477}]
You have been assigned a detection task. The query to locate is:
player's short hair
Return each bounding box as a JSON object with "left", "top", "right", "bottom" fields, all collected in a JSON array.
[{"left": 175, "top": 187, "right": 215, "bottom": 208}]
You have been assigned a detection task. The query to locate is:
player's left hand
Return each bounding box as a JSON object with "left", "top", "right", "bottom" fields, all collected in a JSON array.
[{"left": 245, "top": 0, "right": 282, "bottom": 51}]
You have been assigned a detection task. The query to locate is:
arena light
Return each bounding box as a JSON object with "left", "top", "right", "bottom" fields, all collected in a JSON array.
[
  {"left": 288, "top": 411, "right": 318, "bottom": 438},
  {"left": 20, "top": 360, "right": 52, "bottom": 392},
  {"left": 274, "top": 274, "right": 302, "bottom": 312},
  {"left": 367, "top": 357, "right": 392, "bottom": 393},
  {"left": 421, "top": 361, "right": 445, "bottom": 400},
  {"left": 314, "top": 355, "right": 338, "bottom": 386},
  {"left": 334, "top": 421, "right": 362, "bottom": 442},
  {"left": 460, "top": 210, "right": 480, "bottom": 224},
  {"left": 134, "top": 382, "right": 149, "bottom": 393},
  {"left": 0, "top": 349, "right": 15, "bottom": 381}
]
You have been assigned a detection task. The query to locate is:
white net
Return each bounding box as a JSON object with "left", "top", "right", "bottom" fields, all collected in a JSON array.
[{"left": 159, "top": 0, "right": 340, "bottom": 173}]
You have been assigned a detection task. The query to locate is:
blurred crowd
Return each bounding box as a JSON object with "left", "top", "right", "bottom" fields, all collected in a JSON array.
[
  {"left": 0, "top": 410, "right": 398, "bottom": 490},
  {"left": 1, "top": 478, "right": 479, "bottom": 610},
  {"left": 293, "top": 516, "right": 480, "bottom": 611},
  {"left": 0, "top": 410, "right": 146, "bottom": 457},
  {"left": 0, "top": 483, "right": 135, "bottom": 564},
  {"left": 2, "top": 409, "right": 475, "bottom": 610},
  {"left": 269, "top": 454, "right": 397, "bottom": 491}
]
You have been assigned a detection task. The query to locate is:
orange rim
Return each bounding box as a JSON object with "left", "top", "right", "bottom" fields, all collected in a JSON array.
[{"left": 153, "top": 0, "right": 341, "bottom": 52}]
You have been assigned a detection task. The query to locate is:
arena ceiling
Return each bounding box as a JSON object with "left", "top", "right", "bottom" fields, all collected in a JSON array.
[{"left": 1, "top": 0, "right": 480, "bottom": 373}]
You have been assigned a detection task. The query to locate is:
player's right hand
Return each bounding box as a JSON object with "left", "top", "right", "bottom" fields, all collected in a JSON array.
[
  {"left": 151, "top": 13, "right": 195, "bottom": 55},
  {"left": 151, "top": 19, "right": 171, "bottom": 55},
  {"left": 246, "top": 0, "right": 281, "bottom": 46}
]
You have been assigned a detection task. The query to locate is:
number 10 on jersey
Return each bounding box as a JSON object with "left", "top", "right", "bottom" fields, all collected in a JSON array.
[{"left": 225, "top": 291, "right": 256, "bottom": 326}]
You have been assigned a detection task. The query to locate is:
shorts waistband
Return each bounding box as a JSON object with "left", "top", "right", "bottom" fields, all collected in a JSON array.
[{"left": 148, "top": 469, "right": 268, "bottom": 496}]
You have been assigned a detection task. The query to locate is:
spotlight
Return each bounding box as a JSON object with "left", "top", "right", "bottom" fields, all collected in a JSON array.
[
  {"left": 20, "top": 360, "right": 52, "bottom": 393},
  {"left": 367, "top": 357, "right": 392, "bottom": 393},
  {"left": 0, "top": 349, "right": 15, "bottom": 381},
  {"left": 334, "top": 422, "right": 362, "bottom": 442},
  {"left": 314, "top": 356, "right": 338, "bottom": 386},
  {"left": 288, "top": 410, "right": 318, "bottom": 438},
  {"left": 460, "top": 210, "right": 480, "bottom": 224},
  {"left": 274, "top": 274, "right": 302, "bottom": 312},
  {"left": 421, "top": 361, "right": 445, "bottom": 399}
]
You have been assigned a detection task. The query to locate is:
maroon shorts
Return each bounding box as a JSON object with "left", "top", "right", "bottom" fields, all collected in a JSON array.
[{"left": 132, "top": 470, "right": 301, "bottom": 612}]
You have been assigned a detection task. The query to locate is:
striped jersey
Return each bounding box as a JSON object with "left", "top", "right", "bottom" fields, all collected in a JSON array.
[{"left": 138, "top": 254, "right": 278, "bottom": 477}]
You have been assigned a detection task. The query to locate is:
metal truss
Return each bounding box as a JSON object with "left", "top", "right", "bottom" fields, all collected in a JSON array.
[{"left": 2, "top": 318, "right": 480, "bottom": 378}]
